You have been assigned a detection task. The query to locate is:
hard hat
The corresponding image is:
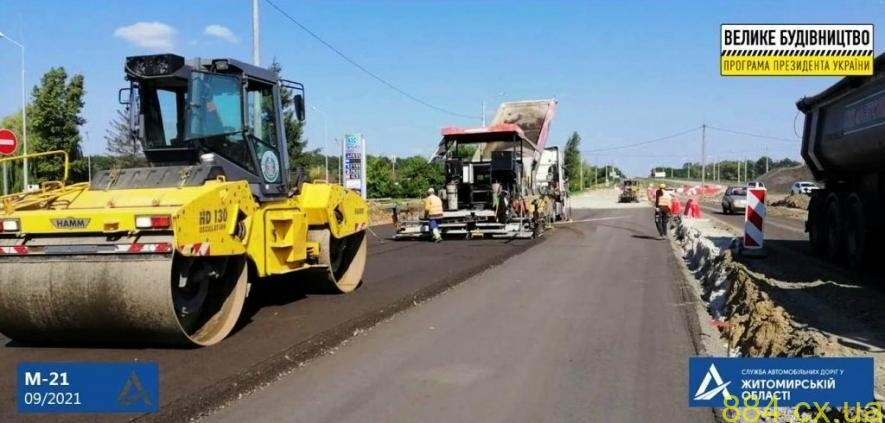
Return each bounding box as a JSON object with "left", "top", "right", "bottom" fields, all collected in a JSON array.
[
  {"left": 428, "top": 187, "right": 435, "bottom": 194},
  {"left": 659, "top": 183, "right": 666, "bottom": 188}
]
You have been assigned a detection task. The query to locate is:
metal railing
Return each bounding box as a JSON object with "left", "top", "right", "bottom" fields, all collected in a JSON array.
[{"left": 0, "top": 150, "right": 78, "bottom": 214}]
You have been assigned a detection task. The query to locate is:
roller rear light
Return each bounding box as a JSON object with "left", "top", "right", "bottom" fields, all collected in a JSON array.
[
  {"left": 1, "top": 219, "right": 20, "bottom": 232},
  {"left": 135, "top": 215, "right": 171, "bottom": 230}
]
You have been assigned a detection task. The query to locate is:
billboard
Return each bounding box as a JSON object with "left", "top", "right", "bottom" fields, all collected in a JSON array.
[{"left": 342, "top": 133, "right": 367, "bottom": 198}]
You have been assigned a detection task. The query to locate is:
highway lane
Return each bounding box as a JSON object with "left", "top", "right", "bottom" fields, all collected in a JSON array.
[
  {"left": 695, "top": 201, "right": 806, "bottom": 242},
  {"left": 0, "top": 224, "right": 536, "bottom": 422},
  {"left": 212, "top": 207, "right": 712, "bottom": 423},
  {"left": 694, "top": 200, "right": 809, "bottom": 256}
]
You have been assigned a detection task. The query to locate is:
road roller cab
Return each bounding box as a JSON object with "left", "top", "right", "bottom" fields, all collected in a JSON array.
[{"left": 0, "top": 54, "right": 369, "bottom": 346}]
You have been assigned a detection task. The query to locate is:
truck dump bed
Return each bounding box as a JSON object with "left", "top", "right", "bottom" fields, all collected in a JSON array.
[
  {"left": 797, "top": 54, "right": 885, "bottom": 180},
  {"left": 490, "top": 99, "right": 557, "bottom": 150}
]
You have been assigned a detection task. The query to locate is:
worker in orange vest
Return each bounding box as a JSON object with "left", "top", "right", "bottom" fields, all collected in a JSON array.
[
  {"left": 424, "top": 187, "right": 444, "bottom": 242},
  {"left": 654, "top": 183, "right": 673, "bottom": 239}
]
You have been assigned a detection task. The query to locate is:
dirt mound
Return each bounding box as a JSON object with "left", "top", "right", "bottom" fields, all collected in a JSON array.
[
  {"left": 771, "top": 193, "right": 810, "bottom": 210},
  {"left": 721, "top": 256, "right": 831, "bottom": 356},
  {"left": 677, "top": 222, "right": 839, "bottom": 357},
  {"left": 758, "top": 165, "right": 815, "bottom": 194},
  {"left": 369, "top": 199, "right": 423, "bottom": 225}
]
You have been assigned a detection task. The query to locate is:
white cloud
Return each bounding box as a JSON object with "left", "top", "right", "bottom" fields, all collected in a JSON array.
[
  {"left": 114, "top": 22, "right": 176, "bottom": 51},
  {"left": 204, "top": 25, "right": 239, "bottom": 44}
]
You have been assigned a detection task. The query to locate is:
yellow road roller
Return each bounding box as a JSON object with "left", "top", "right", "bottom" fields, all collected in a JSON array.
[{"left": 0, "top": 54, "right": 368, "bottom": 346}]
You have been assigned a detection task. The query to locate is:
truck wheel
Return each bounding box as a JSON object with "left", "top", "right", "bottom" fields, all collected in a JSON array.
[
  {"left": 824, "top": 194, "right": 843, "bottom": 262},
  {"left": 844, "top": 194, "right": 868, "bottom": 270},
  {"left": 807, "top": 193, "right": 827, "bottom": 257}
]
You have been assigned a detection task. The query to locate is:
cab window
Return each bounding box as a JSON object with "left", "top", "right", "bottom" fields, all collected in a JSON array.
[
  {"left": 247, "top": 82, "right": 278, "bottom": 147},
  {"left": 142, "top": 86, "right": 185, "bottom": 149},
  {"left": 187, "top": 72, "right": 243, "bottom": 139}
]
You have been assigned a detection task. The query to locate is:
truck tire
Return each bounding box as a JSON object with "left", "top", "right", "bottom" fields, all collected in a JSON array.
[
  {"left": 844, "top": 193, "right": 869, "bottom": 270},
  {"left": 807, "top": 192, "right": 827, "bottom": 257},
  {"left": 824, "top": 194, "right": 843, "bottom": 262}
]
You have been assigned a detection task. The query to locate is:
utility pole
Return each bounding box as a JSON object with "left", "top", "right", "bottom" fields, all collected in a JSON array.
[
  {"left": 252, "top": 0, "right": 260, "bottom": 66},
  {"left": 579, "top": 158, "right": 584, "bottom": 191},
  {"left": 337, "top": 137, "right": 343, "bottom": 184},
  {"left": 392, "top": 155, "right": 396, "bottom": 180},
  {"left": 481, "top": 100, "right": 486, "bottom": 126},
  {"left": 251, "top": 0, "right": 264, "bottom": 144},
  {"left": 737, "top": 159, "right": 741, "bottom": 184},
  {"left": 700, "top": 124, "right": 706, "bottom": 188}
]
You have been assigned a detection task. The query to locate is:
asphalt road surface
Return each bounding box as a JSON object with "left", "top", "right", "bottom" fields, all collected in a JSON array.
[
  {"left": 0, "top": 224, "right": 536, "bottom": 422},
  {"left": 696, "top": 201, "right": 806, "bottom": 242},
  {"left": 211, "top": 207, "right": 712, "bottom": 423}
]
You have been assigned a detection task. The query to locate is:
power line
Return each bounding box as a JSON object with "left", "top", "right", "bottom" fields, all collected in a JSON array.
[
  {"left": 705, "top": 125, "right": 799, "bottom": 143},
  {"left": 582, "top": 127, "right": 701, "bottom": 153},
  {"left": 263, "top": 0, "right": 479, "bottom": 120}
]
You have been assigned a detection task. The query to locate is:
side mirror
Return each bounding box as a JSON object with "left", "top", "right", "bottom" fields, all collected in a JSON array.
[
  {"left": 118, "top": 88, "right": 131, "bottom": 105},
  {"left": 280, "top": 79, "right": 306, "bottom": 123},
  {"left": 294, "top": 94, "right": 306, "bottom": 122}
]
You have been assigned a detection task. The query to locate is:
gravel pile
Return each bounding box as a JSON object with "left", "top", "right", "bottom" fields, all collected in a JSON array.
[{"left": 771, "top": 193, "right": 810, "bottom": 210}]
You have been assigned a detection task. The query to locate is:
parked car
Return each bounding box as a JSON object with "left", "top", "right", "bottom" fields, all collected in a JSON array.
[
  {"left": 721, "top": 186, "right": 748, "bottom": 215},
  {"left": 747, "top": 181, "right": 765, "bottom": 189},
  {"left": 790, "top": 181, "right": 819, "bottom": 195}
]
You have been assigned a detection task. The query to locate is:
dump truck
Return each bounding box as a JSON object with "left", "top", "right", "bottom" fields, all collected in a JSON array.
[
  {"left": 395, "top": 99, "right": 557, "bottom": 239},
  {"left": 796, "top": 53, "right": 885, "bottom": 269},
  {"left": 535, "top": 146, "right": 570, "bottom": 221},
  {"left": 0, "top": 54, "right": 369, "bottom": 346}
]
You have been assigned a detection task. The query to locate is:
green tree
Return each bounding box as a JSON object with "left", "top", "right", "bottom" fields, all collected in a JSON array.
[
  {"left": 29, "top": 67, "right": 86, "bottom": 182},
  {"left": 103, "top": 107, "right": 146, "bottom": 169},
  {"left": 454, "top": 144, "right": 477, "bottom": 160},
  {"left": 366, "top": 155, "right": 397, "bottom": 198},
  {"left": 563, "top": 131, "right": 582, "bottom": 192},
  {"left": 0, "top": 111, "right": 32, "bottom": 192},
  {"left": 395, "top": 156, "right": 444, "bottom": 198}
]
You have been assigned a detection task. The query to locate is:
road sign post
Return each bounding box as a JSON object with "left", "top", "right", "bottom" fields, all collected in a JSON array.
[{"left": 0, "top": 129, "right": 19, "bottom": 195}]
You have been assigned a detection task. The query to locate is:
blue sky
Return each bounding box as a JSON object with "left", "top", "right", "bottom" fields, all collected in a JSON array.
[{"left": 0, "top": 0, "right": 882, "bottom": 176}]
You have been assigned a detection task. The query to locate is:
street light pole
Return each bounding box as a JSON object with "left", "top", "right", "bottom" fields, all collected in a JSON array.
[
  {"left": 0, "top": 31, "right": 27, "bottom": 190},
  {"left": 310, "top": 105, "right": 329, "bottom": 181},
  {"left": 700, "top": 123, "right": 706, "bottom": 188}
]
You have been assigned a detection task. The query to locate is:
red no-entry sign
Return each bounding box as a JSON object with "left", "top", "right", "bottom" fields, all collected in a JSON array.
[{"left": 0, "top": 129, "right": 18, "bottom": 156}]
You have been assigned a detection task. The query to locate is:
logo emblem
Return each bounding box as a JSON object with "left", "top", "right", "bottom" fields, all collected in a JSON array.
[
  {"left": 694, "top": 364, "right": 732, "bottom": 401},
  {"left": 51, "top": 217, "right": 91, "bottom": 229},
  {"left": 260, "top": 151, "right": 280, "bottom": 183},
  {"left": 118, "top": 370, "right": 153, "bottom": 407}
]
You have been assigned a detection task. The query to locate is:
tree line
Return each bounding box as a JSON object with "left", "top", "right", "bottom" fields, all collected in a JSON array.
[
  {"left": 649, "top": 157, "right": 801, "bottom": 181},
  {"left": 563, "top": 131, "right": 623, "bottom": 192}
]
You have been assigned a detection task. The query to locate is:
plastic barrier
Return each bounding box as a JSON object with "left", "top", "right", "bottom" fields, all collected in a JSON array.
[
  {"left": 683, "top": 198, "right": 702, "bottom": 219},
  {"left": 670, "top": 197, "right": 682, "bottom": 215}
]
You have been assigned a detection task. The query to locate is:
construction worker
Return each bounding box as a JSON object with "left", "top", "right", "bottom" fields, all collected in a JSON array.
[
  {"left": 654, "top": 183, "right": 672, "bottom": 239},
  {"left": 424, "top": 187, "right": 444, "bottom": 242}
]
